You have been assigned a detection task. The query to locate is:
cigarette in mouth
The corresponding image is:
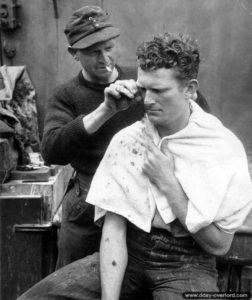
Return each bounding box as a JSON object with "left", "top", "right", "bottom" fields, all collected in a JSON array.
[{"left": 105, "top": 65, "right": 113, "bottom": 72}]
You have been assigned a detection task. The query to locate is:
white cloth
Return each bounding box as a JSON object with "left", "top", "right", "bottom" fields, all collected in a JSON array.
[
  {"left": 86, "top": 101, "right": 252, "bottom": 233},
  {"left": 0, "top": 65, "right": 29, "bottom": 101}
]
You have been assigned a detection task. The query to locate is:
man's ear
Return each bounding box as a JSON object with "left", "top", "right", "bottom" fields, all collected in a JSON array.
[
  {"left": 68, "top": 47, "right": 79, "bottom": 61},
  {"left": 184, "top": 79, "right": 199, "bottom": 100}
]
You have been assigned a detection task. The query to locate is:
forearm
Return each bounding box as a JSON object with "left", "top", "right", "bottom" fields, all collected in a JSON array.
[
  {"left": 159, "top": 175, "right": 233, "bottom": 256},
  {"left": 83, "top": 103, "right": 116, "bottom": 134},
  {"left": 192, "top": 223, "right": 234, "bottom": 256},
  {"left": 100, "top": 213, "right": 128, "bottom": 300}
]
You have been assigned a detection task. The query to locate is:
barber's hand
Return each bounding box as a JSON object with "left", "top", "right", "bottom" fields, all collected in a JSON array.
[
  {"left": 104, "top": 79, "right": 140, "bottom": 112},
  {"left": 142, "top": 136, "right": 175, "bottom": 191}
]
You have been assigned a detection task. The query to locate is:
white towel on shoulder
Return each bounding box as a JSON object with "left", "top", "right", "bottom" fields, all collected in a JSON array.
[{"left": 86, "top": 100, "right": 252, "bottom": 233}]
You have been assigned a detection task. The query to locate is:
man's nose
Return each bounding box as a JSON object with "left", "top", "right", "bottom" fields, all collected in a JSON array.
[
  {"left": 144, "top": 91, "right": 155, "bottom": 105},
  {"left": 98, "top": 50, "right": 109, "bottom": 63}
]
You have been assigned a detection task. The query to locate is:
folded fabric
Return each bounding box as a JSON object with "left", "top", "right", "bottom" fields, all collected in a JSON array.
[
  {"left": 86, "top": 100, "right": 252, "bottom": 233},
  {"left": 0, "top": 65, "right": 39, "bottom": 149},
  {"left": 0, "top": 120, "right": 14, "bottom": 135},
  {"left": 0, "top": 65, "right": 26, "bottom": 101}
]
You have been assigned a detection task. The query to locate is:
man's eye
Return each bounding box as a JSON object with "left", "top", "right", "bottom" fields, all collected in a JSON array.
[
  {"left": 89, "top": 51, "right": 99, "bottom": 56},
  {"left": 105, "top": 47, "right": 113, "bottom": 51},
  {"left": 83, "top": 51, "right": 94, "bottom": 55},
  {"left": 139, "top": 87, "right": 146, "bottom": 94}
]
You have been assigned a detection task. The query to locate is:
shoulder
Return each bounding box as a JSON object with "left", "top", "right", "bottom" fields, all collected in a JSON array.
[
  {"left": 109, "top": 120, "right": 144, "bottom": 146},
  {"left": 47, "top": 73, "right": 85, "bottom": 108},
  {"left": 53, "top": 74, "right": 80, "bottom": 97},
  {"left": 191, "top": 101, "right": 246, "bottom": 157}
]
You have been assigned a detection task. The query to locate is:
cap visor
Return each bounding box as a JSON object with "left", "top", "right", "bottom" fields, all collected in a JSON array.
[{"left": 72, "top": 27, "right": 120, "bottom": 49}]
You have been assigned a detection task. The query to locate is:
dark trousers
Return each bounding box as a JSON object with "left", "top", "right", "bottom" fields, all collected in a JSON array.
[
  {"left": 56, "top": 174, "right": 101, "bottom": 269},
  {"left": 17, "top": 224, "right": 218, "bottom": 300},
  {"left": 120, "top": 225, "right": 218, "bottom": 300}
]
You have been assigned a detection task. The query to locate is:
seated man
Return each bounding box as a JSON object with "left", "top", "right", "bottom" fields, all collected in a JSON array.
[
  {"left": 17, "top": 32, "right": 252, "bottom": 300},
  {"left": 85, "top": 32, "right": 252, "bottom": 300}
]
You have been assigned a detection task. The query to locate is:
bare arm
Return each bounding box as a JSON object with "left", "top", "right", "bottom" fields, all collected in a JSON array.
[
  {"left": 83, "top": 103, "right": 115, "bottom": 134},
  {"left": 100, "top": 212, "right": 128, "bottom": 300},
  {"left": 143, "top": 140, "right": 234, "bottom": 256},
  {"left": 157, "top": 173, "right": 233, "bottom": 256}
]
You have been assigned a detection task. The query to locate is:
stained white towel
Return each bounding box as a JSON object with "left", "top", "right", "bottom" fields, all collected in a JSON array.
[{"left": 86, "top": 100, "right": 252, "bottom": 233}]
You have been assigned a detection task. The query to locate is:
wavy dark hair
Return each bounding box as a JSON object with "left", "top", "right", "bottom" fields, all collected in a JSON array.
[{"left": 136, "top": 32, "right": 200, "bottom": 84}]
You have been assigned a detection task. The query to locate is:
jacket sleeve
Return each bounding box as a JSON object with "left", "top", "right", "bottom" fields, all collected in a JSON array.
[{"left": 40, "top": 89, "right": 90, "bottom": 165}]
